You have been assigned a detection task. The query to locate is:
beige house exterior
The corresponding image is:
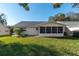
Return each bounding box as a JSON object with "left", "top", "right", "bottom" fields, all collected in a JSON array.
[
  {"left": 14, "top": 21, "right": 79, "bottom": 37},
  {"left": 22, "top": 27, "right": 38, "bottom": 35},
  {"left": 15, "top": 21, "right": 65, "bottom": 37}
]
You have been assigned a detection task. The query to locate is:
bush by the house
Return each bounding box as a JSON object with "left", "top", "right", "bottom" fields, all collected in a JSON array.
[{"left": 13, "top": 27, "right": 23, "bottom": 37}]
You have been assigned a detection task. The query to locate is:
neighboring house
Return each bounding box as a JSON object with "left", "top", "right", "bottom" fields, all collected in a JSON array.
[
  {"left": 57, "top": 21, "right": 79, "bottom": 36},
  {"left": 0, "top": 23, "right": 10, "bottom": 35},
  {"left": 14, "top": 21, "right": 79, "bottom": 37}
]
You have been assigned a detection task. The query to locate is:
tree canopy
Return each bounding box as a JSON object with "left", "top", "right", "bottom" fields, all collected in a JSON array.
[
  {"left": 19, "top": 3, "right": 79, "bottom": 22},
  {"left": 19, "top": 3, "right": 29, "bottom": 11},
  {"left": 13, "top": 27, "right": 23, "bottom": 36},
  {"left": 0, "top": 13, "right": 7, "bottom": 25},
  {"left": 19, "top": 3, "right": 79, "bottom": 11},
  {"left": 48, "top": 13, "right": 66, "bottom": 22},
  {"left": 52, "top": 3, "right": 79, "bottom": 8},
  {"left": 48, "top": 12, "right": 79, "bottom": 22}
]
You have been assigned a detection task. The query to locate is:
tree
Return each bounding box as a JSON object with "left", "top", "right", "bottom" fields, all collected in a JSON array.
[
  {"left": 48, "top": 16, "right": 55, "bottom": 22},
  {"left": 65, "top": 16, "right": 71, "bottom": 21},
  {"left": 19, "top": 3, "right": 79, "bottom": 11},
  {"left": 9, "top": 26, "right": 14, "bottom": 35},
  {"left": 55, "top": 13, "right": 65, "bottom": 21},
  {"left": 52, "top": 3, "right": 79, "bottom": 8},
  {"left": 48, "top": 13, "right": 66, "bottom": 22},
  {"left": 52, "top": 3, "right": 63, "bottom": 8},
  {"left": 0, "top": 13, "right": 7, "bottom": 25},
  {"left": 19, "top": 3, "right": 29, "bottom": 11},
  {"left": 19, "top": 3, "right": 79, "bottom": 22},
  {"left": 66, "top": 12, "right": 79, "bottom": 21},
  {"left": 48, "top": 12, "right": 79, "bottom": 22},
  {"left": 13, "top": 27, "right": 23, "bottom": 36}
]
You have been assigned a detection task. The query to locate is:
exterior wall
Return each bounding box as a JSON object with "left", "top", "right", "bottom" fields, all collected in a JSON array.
[
  {"left": 22, "top": 27, "right": 64, "bottom": 37},
  {"left": 65, "top": 27, "right": 73, "bottom": 36},
  {"left": 23, "top": 27, "right": 38, "bottom": 35},
  {"left": 18, "top": 23, "right": 66, "bottom": 37},
  {"left": 0, "top": 25, "right": 10, "bottom": 35},
  {"left": 0, "top": 30, "right": 10, "bottom": 35}
]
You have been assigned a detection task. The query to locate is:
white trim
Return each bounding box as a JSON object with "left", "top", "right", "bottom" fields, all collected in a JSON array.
[
  {"left": 68, "top": 27, "right": 79, "bottom": 31},
  {"left": 39, "top": 33, "right": 64, "bottom": 37}
]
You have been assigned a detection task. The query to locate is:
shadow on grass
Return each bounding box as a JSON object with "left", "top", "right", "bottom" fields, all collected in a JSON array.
[
  {"left": 54, "top": 36, "right": 79, "bottom": 40},
  {"left": 45, "top": 36, "right": 79, "bottom": 40},
  {"left": 0, "top": 41, "right": 78, "bottom": 56}
]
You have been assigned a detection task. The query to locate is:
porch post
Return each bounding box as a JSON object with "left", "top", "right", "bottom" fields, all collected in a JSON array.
[
  {"left": 38, "top": 27, "right": 40, "bottom": 35},
  {"left": 63, "top": 26, "right": 64, "bottom": 35},
  {"left": 57, "top": 27, "right": 58, "bottom": 34},
  {"left": 45, "top": 27, "right": 46, "bottom": 33}
]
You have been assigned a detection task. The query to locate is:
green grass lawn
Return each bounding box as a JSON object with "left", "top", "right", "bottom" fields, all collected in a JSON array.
[{"left": 0, "top": 36, "right": 79, "bottom": 56}]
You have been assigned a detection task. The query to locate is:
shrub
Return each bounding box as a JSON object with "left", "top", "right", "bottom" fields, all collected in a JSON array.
[{"left": 13, "top": 28, "right": 23, "bottom": 36}]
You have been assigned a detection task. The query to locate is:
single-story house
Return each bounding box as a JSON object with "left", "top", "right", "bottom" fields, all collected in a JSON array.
[
  {"left": 14, "top": 21, "right": 79, "bottom": 37},
  {"left": 0, "top": 23, "right": 10, "bottom": 35},
  {"left": 14, "top": 21, "right": 64, "bottom": 37}
]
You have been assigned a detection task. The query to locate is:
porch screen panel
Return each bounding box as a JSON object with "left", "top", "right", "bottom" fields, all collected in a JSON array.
[
  {"left": 46, "top": 27, "right": 51, "bottom": 33},
  {"left": 52, "top": 27, "right": 57, "bottom": 33},
  {"left": 58, "top": 27, "right": 63, "bottom": 33},
  {"left": 40, "top": 27, "right": 45, "bottom": 33}
]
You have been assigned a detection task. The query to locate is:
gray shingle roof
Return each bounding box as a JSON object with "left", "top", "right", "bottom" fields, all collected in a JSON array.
[
  {"left": 57, "top": 21, "right": 79, "bottom": 28},
  {"left": 14, "top": 21, "right": 47, "bottom": 28},
  {"left": 38, "top": 22, "right": 65, "bottom": 27},
  {"left": 14, "top": 21, "right": 65, "bottom": 28}
]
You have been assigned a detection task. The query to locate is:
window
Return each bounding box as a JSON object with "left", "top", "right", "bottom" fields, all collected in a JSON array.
[
  {"left": 36, "top": 28, "right": 38, "bottom": 30},
  {"left": 52, "top": 27, "right": 57, "bottom": 33},
  {"left": 23, "top": 29, "right": 26, "bottom": 31},
  {"left": 40, "top": 27, "right": 45, "bottom": 33},
  {"left": 46, "top": 27, "right": 51, "bottom": 33},
  {"left": 58, "top": 27, "right": 63, "bottom": 33},
  {"left": 5, "top": 30, "right": 8, "bottom": 32}
]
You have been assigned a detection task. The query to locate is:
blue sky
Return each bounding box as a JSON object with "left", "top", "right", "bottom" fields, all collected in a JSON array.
[{"left": 0, "top": 3, "right": 79, "bottom": 25}]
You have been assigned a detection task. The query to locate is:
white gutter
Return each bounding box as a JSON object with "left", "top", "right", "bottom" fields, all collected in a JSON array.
[{"left": 67, "top": 26, "right": 79, "bottom": 31}]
